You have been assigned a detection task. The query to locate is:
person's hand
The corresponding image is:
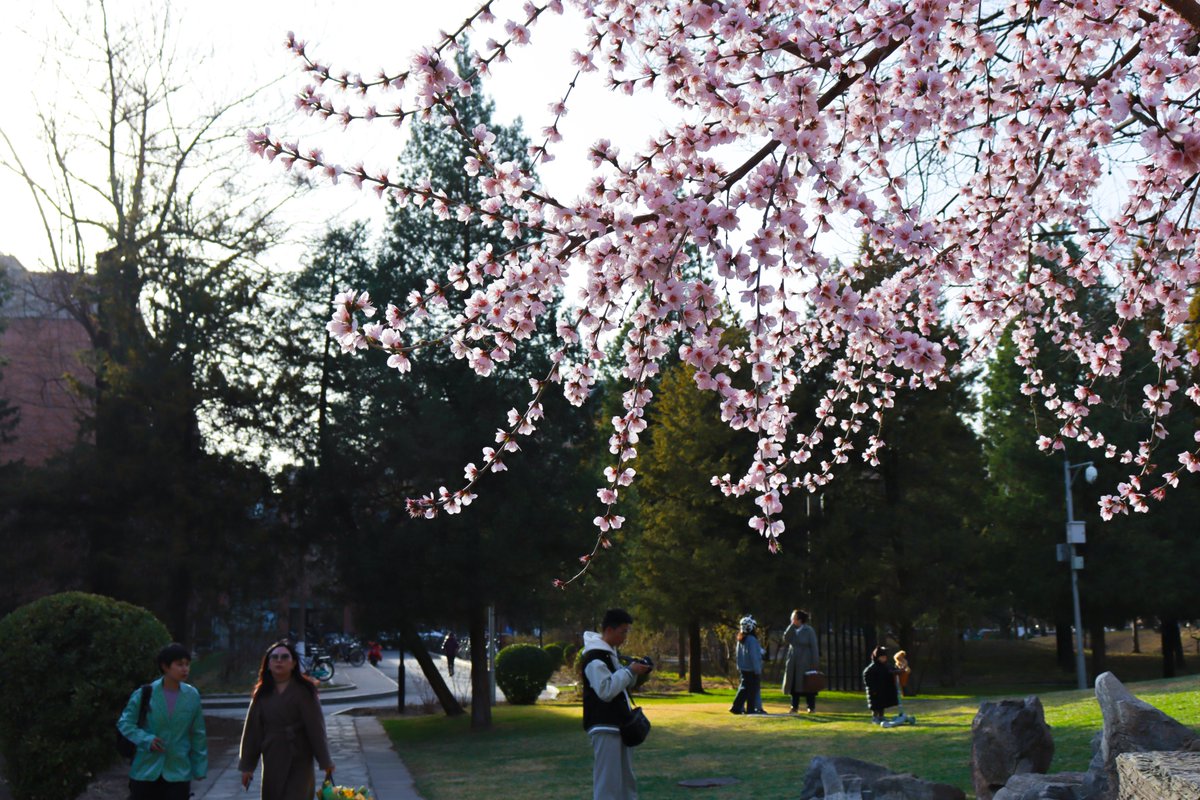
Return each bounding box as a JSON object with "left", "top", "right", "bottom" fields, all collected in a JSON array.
[
  {"left": 150, "top": 737, "right": 165, "bottom": 752},
  {"left": 629, "top": 661, "right": 651, "bottom": 675},
  {"left": 324, "top": 764, "right": 336, "bottom": 781},
  {"left": 241, "top": 772, "right": 253, "bottom": 790}
]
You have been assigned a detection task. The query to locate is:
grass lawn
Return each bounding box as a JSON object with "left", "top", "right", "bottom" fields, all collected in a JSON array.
[{"left": 381, "top": 675, "right": 1200, "bottom": 799}]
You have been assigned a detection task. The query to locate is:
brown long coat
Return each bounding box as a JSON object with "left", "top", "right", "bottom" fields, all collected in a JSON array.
[
  {"left": 781, "top": 623, "right": 820, "bottom": 695},
  {"left": 238, "top": 682, "right": 333, "bottom": 800}
]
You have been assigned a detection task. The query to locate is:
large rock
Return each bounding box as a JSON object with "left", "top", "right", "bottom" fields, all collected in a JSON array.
[
  {"left": 992, "top": 772, "right": 1087, "bottom": 800},
  {"left": 1115, "top": 751, "right": 1200, "bottom": 799},
  {"left": 798, "top": 756, "right": 894, "bottom": 798},
  {"left": 873, "top": 773, "right": 967, "bottom": 799},
  {"left": 972, "top": 696, "right": 1056, "bottom": 800},
  {"left": 797, "top": 756, "right": 965, "bottom": 800},
  {"left": 1081, "top": 671, "right": 1200, "bottom": 800}
]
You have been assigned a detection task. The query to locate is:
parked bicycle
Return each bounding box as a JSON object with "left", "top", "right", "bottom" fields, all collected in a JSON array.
[
  {"left": 325, "top": 633, "right": 367, "bottom": 667},
  {"left": 299, "top": 643, "right": 336, "bottom": 683}
]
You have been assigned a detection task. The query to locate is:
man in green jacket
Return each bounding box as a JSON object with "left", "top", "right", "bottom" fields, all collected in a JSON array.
[{"left": 117, "top": 643, "right": 208, "bottom": 800}]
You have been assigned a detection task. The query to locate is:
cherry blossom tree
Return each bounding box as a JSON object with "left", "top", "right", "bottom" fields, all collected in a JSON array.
[{"left": 251, "top": 0, "right": 1200, "bottom": 581}]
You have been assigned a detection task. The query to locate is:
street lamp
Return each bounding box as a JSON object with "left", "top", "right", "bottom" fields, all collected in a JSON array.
[{"left": 1060, "top": 458, "right": 1097, "bottom": 690}]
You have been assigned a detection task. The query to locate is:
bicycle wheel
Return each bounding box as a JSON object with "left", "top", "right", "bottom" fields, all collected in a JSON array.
[
  {"left": 310, "top": 658, "right": 335, "bottom": 683},
  {"left": 348, "top": 647, "right": 366, "bottom": 667}
]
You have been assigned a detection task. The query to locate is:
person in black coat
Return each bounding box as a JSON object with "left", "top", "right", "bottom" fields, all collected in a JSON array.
[{"left": 862, "top": 645, "right": 900, "bottom": 725}]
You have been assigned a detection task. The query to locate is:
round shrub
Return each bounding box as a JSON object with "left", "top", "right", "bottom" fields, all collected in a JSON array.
[
  {"left": 542, "top": 642, "right": 566, "bottom": 670},
  {"left": 563, "top": 642, "right": 579, "bottom": 668},
  {"left": 0, "top": 592, "right": 170, "bottom": 800},
  {"left": 495, "top": 643, "right": 555, "bottom": 705}
]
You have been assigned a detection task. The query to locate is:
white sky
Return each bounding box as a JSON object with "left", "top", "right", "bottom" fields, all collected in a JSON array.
[{"left": 2, "top": 0, "right": 675, "bottom": 274}]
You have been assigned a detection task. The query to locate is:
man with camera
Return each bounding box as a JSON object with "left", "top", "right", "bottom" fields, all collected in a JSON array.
[{"left": 580, "top": 608, "right": 653, "bottom": 799}]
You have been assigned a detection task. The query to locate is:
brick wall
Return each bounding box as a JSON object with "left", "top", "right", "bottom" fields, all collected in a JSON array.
[{"left": 0, "top": 255, "right": 93, "bottom": 465}]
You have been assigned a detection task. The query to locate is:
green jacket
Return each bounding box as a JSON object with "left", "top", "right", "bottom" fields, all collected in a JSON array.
[{"left": 117, "top": 677, "right": 208, "bottom": 782}]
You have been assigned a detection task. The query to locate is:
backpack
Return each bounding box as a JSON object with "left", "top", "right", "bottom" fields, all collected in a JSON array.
[{"left": 115, "top": 684, "right": 153, "bottom": 761}]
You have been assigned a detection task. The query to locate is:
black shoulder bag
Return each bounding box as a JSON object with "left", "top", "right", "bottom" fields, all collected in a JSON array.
[
  {"left": 619, "top": 677, "right": 651, "bottom": 747},
  {"left": 116, "top": 684, "right": 153, "bottom": 761}
]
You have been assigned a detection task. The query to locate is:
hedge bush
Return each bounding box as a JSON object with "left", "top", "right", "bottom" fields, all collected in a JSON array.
[
  {"left": 563, "top": 642, "right": 579, "bottom": 668},
  {"left": 495, "top": 644, "right": 555, "bottom": 705},
  {"left": 542, "top": 642, "right": 566, "bottom": 671},
  {"left": 0, "top": 592, "right": 170, "bottom": 800}
]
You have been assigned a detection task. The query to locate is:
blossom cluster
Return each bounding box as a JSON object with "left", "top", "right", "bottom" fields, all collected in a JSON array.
[{"left": 254, "top": 0, "right": 1200, "bottom": 582}]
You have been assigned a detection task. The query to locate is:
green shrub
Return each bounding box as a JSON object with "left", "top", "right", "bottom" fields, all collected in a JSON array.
[
  {"left": 0, "top": 592, "right": 170, "bottom": 800},
  {"left": 495, "top": 644, "right": 555, "bottom": 705},
  {"left": 563, "top": 642, "right": 579, "bottom": 668},
  {"left": 542, "top": 642, "right": 566, "bottom": 671}
]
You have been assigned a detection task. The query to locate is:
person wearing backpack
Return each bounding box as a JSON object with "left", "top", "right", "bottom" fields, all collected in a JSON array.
[{"left": 116, "top": 642, "right": 208, "bottom": 800}]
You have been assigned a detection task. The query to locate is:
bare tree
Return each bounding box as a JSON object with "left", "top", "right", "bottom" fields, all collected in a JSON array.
[{"left": 1, "top": 1, "right": 300, "bottom": 637}]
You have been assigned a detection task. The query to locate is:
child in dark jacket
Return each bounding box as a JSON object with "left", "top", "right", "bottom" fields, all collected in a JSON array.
[
  {"left": 862, "top": 645, "right": 900, "bottom": 724},
  {"left": 729, "top": 615, "right": 765, "bottom": 715}
]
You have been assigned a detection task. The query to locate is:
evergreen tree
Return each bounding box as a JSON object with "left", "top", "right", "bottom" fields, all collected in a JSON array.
[
  {"left": 274, "top": 49, "right": 592, "bottom": 728},
  {"left": 629, "top": 359, "right": 757, "bottom": 691}
]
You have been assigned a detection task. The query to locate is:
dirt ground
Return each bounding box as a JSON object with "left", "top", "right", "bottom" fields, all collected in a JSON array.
[{"left": 0, "top": 715, "right": 245, "bottom": 800}]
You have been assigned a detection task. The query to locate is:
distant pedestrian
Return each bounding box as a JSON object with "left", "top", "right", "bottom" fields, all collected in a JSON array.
[
  {"left": 730, "top": 615, "right": 765, "bottom": 715},
  {"left": 863, "top": 645, "right": 900, "bottom": 724},
  {"left": 581, "top": 608, "right": 653, "bottom": 800},
  {"left": 238, "top": 640, "right": 335, "bottom": 800},
  {"left": 781, "top": 609, "right": 820, "bottom": 713},
  {"left": 116, "top": 642, "right": 208, "bottom": 800},
  {"left": 443, "top": 632, "right": 460, "bottom": 676}
]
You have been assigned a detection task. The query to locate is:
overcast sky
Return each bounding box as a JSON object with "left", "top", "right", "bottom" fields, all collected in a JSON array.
[{"left": 3, "top": 0, "right": 672, "bottom": 273}]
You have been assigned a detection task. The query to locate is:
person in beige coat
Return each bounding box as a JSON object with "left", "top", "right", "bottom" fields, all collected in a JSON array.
[
  {"left": 238, "top": 640, "right": 335, "bottom": 800},
  {"left": 780, "top": 609, "right": 820, "bottom": 713}
]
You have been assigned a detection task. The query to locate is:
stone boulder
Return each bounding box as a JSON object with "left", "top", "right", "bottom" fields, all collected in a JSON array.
[
  {"left": 972, "top": 696, "right": 1056, "bottom": 800},
  {"left": 991, "top": 772, "right": 1087, "bottom": 800},
  {"left": 797, "top": 755, "right": 965, "bottom": 800},
  {"left": 1081, "top": 672, "right": 1200, "bottom": 800}
]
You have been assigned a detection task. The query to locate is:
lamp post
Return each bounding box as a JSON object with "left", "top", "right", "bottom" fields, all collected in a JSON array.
[{"left": 1061, "top": 458, "right": 1097, "bottom": 691}]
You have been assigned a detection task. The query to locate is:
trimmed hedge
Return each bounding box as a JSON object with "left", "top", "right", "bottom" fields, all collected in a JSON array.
[
  {"left": 0, "top": 592, "right": 170, "bottom": 800},
  {"left": 542, "top": 642, "right": 566, "bottom": 670},
  {"left": 563, "top": 642, "right": 579, "bottom": 668},
  {"left": 495, "top": 644, "right": 555, "bottom": 705}
]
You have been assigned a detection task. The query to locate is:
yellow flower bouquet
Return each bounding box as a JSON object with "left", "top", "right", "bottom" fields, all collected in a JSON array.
[{"left": 317, "top": 779, "right": 374, "bottom": 800}]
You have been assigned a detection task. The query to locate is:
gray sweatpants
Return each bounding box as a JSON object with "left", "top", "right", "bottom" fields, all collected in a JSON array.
[{"left": 590, "top": 730, "right": 637, "bottom": 799}]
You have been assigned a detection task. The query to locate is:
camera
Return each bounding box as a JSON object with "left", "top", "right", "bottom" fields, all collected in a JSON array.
[{"left": 618, "top": 654, "right": 654, "bottom": 669}]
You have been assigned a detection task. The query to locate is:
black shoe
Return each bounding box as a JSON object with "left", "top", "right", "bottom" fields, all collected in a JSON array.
[{"left": 729, "top": 708, "right": 743, "bottom": 714}]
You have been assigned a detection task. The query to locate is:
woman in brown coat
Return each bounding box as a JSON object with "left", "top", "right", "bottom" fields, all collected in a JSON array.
[
  {"left": 781, "top": 609, "right": 821, "bottom": 713},
  {"left": 238, "top": 640, "right": 335, "bottom": 799}
]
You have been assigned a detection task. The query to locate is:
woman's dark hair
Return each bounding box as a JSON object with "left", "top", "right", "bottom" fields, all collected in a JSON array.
[
  {"left": 792, "top": 609, "right": 809, "bottom": 624},
  {"left": 871, "top": 645, "right": 890, "bottom": 661},
  {"left": 157, "top": 642, "right": 191, "bottom": 670},
  {"left": 252, "top": 640, "right": 317, "bottom": 701}
]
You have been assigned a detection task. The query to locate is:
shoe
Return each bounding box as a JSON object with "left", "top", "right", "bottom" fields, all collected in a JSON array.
[
  {"left": 789, "top": 706, "right": 799, "bottom": 713},
  {"left": 805, "top": 708, "right": 815, "bottom": 713},
  {"left": 729, "top": 709, "right": 743, "bottom": 714}
]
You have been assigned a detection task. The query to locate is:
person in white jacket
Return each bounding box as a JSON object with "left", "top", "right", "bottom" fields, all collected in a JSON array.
[{"left": 579, "top": 609, "right": 652, "bottom": 799}]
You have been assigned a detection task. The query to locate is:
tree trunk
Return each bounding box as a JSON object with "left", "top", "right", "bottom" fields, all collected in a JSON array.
[
  {"left": 1089, "top": 620, "right": 1106, "bottom": 679},
  {"left": 469, "top": 603, "right": 492, "bottom": 730},
  {"left": 399, "top": 621, "right": 463, "bottom": 716},
  {"left": 1132, "top": 618, "right": 1141, "bottom": 654},
  {"left": 1160, "top": 617, "right": 1185, "bottom": 677},
  {"left": 688, "top": 619, "right": 704, "bottom": 693},
  {"left": 677, "top": 626, "right": 687, "bottom": 680},
  {"left": 1055, "top": 618, "right": 1075, "bottom": 672}
]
